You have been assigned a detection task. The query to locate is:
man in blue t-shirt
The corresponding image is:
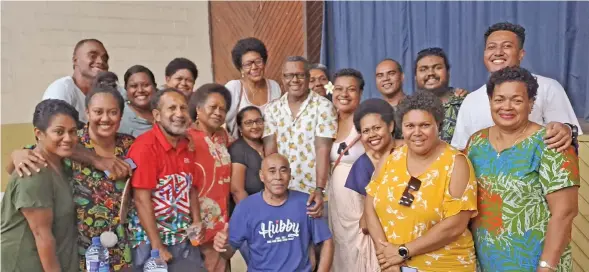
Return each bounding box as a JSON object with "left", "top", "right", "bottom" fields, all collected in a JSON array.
[{"left": 213, "top": 154, "right": 334, "bottom": 272}]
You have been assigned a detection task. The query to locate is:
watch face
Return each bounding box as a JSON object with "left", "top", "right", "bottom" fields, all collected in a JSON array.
[{"left": 398, "top": 247, "right": 408, "bottom": 256}]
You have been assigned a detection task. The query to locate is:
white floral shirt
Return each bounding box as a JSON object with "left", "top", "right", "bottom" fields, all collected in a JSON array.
[{"left": 263, "top": 91, "right": 337, "bottom": 194}]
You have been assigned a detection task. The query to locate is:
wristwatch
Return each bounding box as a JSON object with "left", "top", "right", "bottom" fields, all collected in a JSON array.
[
  {"left": 564, "top": 123, "right": 578, "bottom": 139},
  {"left": 315, "top": 187, "right": 326, "bottom": 195},
  {"left": 398, "top": 244, "right": 410, "bottom": 260},
  {"left": 538, "top": 260, "right": 557, "bottom": 271}
]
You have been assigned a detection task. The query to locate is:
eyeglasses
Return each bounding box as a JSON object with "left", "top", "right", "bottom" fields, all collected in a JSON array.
[
  {"left": 337, "top": 142, "right": 349, "bottom": 156},
  {"left": 243, "top": 118, "right": 264, "bottom": 127},
  {"left": 242, "top": 58, "right": 264, "bottom": 69},
  {"left": 283, "top": 73, "right": 307, "bottom": 81},
  {"left": 399, "top": 177, "right": 422, "bottom": 207}
]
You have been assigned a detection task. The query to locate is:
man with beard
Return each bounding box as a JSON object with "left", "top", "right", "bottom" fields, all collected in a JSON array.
[
  {"left": 213, "top": 153, "right": 334, "bottom": 272},
  {"left": 263, "top": 56, "right": 337, "bottom": 218},
  {"left": 375, "top": 58, "right": 406, "bottom": 139},
  {"left": 451, "top": 22, "right": 580, "bottom": 151},
  {"left": 43, "top": 39, "right": 112, "bottom": 124},
  {"left": 414, "top": 47, "right": 469, "bottom": 143},
  {"left": 127, "top": 88, "right": 206, "bottom": 271}
]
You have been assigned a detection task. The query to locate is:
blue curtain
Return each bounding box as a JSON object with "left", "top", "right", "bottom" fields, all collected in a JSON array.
[{"left": 321, "top": 1, "right": 589, "bottom": 119}]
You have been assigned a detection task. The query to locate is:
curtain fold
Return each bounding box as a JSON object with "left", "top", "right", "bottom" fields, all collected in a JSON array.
[{"left": 320, "top": 1, "right": 589, "bottom": 119}]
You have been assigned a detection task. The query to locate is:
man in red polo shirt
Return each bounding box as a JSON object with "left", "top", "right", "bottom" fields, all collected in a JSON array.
[{"left": 127, "top": 88, "right": 206, "bottom": 271}]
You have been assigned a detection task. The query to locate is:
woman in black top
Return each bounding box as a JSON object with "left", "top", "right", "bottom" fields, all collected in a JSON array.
[{"left": 229, "top": 106, "right": 265, "bottom": 206}]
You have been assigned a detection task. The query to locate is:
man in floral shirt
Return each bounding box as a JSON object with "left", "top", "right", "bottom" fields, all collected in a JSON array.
[
  {"left": 414, "top": 47, "right": 468, "bottom": 143},
  {"left": 263, "top": 56, "right": 337, "bottom": 218}
]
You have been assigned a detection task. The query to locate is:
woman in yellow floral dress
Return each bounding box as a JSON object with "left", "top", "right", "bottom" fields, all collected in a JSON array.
[{"left": 364, "top": 91, "right": 478, "bottom": 272}]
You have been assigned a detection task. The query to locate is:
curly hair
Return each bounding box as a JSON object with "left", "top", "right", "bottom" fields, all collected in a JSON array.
[
  {"left": 124, "top": 65, "right": 156, "bottom": 88},
  {"left": 484, "top": 22, "right": 526, "bottom": 48},
  {"left": 150, "top": 88, "right": 186, "bottom": 111},
  {"left": 165, "top": 58, "right": 198, "bottom": 79},
  {"left": 231, "top": 37, "right": 269, "bottom": 70},
  {"left": 395, "top": 90, "right": 444, "bottom": 128},
  {"left": 85, "top": 84, "right": 126, "bottom": 114},
  {"left": 188, "top": 83, "right": 232, "bottom": 122},
  {"left": 353, "top": 98, "right": 395, "bottom": 132},
  {"left": 333, "top": 68, "right": 365, "bottom": 91},
  {"left": 33, "top": 99, "right": 79, "bottom": 132},
  {"left": 414, "top": 47, "right": 450, "bottom": 73},
  {"left": 486, "top": 66, "right": 538, "bottom": 100}
]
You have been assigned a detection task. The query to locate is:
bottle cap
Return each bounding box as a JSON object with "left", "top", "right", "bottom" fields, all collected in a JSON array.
[
  {"left": 151, "top": 249, "right": 160, "bottom": 258},
  {"left": 92, "top": 237, "right": 101, "bottom": 245}
]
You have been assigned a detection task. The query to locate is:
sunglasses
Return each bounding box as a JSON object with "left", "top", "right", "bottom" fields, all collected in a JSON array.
[
  {"left": 399, "top": 177, "right": 422, "bottom": 207},
  {"left": 337, "top": 142, "right": 349, "bottom": 156}
]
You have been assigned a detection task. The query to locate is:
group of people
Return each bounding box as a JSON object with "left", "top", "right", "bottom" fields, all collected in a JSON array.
[{"left": 0, "top": 20, "right": 582, "bottom": 272}]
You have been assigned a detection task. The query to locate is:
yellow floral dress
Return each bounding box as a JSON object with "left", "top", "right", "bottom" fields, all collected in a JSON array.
[{"left": 366, "top": 143, "right": 478, "bottom": 271}]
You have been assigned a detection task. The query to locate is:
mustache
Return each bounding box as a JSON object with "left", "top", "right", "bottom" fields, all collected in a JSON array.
[{"left": 425, "top": 75, "right": 440, "bottom": 81}]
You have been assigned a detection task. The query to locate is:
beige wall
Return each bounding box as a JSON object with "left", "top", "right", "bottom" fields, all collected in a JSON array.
[{"left": 1, "top": 1, "right": 213, "bottom": 188}]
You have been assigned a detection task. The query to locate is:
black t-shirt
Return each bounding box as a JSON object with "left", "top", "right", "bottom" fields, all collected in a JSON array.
[{"left": 228, "top": 138, "right": 265, "bottom": 213}]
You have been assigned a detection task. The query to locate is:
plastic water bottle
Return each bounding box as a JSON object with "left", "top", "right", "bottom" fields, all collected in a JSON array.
[
  {"left": 85, "top": 236, "right": 109, "bottom": 272},
  {"left": 143, "top": 249, "right": 168, "bottom": 272}
]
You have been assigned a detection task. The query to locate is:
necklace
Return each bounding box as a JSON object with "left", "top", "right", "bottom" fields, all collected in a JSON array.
[{"left": 496, "top": 121, "right": 529, "bottom": 158}]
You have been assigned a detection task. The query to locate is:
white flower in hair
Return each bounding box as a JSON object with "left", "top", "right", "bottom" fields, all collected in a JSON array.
[{"left": 324, "top": 81, "right": 334, "bottom": 95}]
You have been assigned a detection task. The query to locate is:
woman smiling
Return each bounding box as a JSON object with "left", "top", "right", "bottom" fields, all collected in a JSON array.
[
  {"left": 187, "top": 83, "right": 233, "bottom": 272},
  {"left": 119, "top": 65, "right": 157, "bottom": 137}
]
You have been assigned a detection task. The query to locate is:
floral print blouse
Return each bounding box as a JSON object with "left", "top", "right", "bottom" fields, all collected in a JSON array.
[{"left": 66, "top": 125, "right": 135, "bottom": 271}]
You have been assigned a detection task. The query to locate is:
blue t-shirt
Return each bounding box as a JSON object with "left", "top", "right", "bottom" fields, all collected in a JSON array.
[
  {"left": 344, "top": 153, "right": 374, "bottom": 196},
  {"left": 229, "top": 190, "right": 332, "bottom": 272}
]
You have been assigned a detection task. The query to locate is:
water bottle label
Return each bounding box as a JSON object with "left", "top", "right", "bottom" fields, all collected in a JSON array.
[{"left": 87, "top": 261, "right": 99, "bottom": 271}]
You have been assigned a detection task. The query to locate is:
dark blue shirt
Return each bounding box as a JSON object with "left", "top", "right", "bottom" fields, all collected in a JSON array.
[{"left": 229, "top": 190, "right": 332, "bottom": 272}]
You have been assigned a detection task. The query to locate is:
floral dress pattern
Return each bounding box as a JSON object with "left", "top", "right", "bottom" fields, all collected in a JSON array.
[
  {"left": 466, "top": 128, "right": 579, "bottom": 272},
  {"left": 366, "top": 143, "right": 478, "bottom": 271},
  {"left": 188, "top": 128, "right": 232, "bottom": 243},
  {"left": 66, "top": 125, "right": 135, "bottom": 271},
  {"left": 263, "top": 91, "right": 337, "bottom": 195}
]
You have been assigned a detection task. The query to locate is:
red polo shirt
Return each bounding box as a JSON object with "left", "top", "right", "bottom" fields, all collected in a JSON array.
[{"left": 127, "top": 124, "right": 203, "bottom": 246}]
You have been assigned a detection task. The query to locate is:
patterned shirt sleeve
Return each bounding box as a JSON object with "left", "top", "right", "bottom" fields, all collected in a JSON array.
[
  {"left": 263, "top": 102, "right": 277, "bottom": 138},
  {"left": 442, "top": 153, "right": 478, "bottom": 218},
  {"left": 315, "top": 98, "right": 338, "bottom": 138},
  {"left": 539, "top": 146, "right": 580, "bottom": 195}
]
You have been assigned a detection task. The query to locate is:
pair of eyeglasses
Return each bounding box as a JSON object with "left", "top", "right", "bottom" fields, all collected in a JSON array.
[
  {"left": 283, "top": 73, "right": 307, "bottom": 80},
  {"left": 243, "top": 118, "right": 264, "bottom": 127},
  {"left": 399, "top": 177, "right": 422, "bottom": 207},
  {"left": 337, "top": 142, "right": 349, "bottom": 156},
  {"left": 242, "top": 58, "right": 264, "bottom": 69}
]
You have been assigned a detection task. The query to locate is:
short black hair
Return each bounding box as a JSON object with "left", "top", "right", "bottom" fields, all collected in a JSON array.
[
  {"left": 309, "top": 63, "right": 329, "bottom": 79},
  {"left": 73, "top": 38, "right": 104, "bottom": 56},
  {"left": 414, "top": 47, "right": 451, "bottom": 73},
  {"left": 92, "top": 71, "right": 119, "bottom": 90},
  {"left": 396, "top": 90, "right": 445, "bottom": 128},
  {"left": 378, "top": 58, "right": 404, "bottom": 74},
  {"left": 188, "top": 83, "right": 232, "bottom": 122},
  {"left": 165, "top": 58, "right": 198, "bottom": 79},
  {"left": 486, "top": 66, "right": 538, "bottom": 100},
  {"left": 124, "top": 65, "right": 156, "bottom": 88},
  {"left": 85, "top": 85, "right": 126, "bottom": 114},
  {"left": 231, "top": 37, "right": 269, "bottom": 70},
  {"left": 485, "top": 22, "right": 526, "bottom": 49},
  {"left": 353, "top": 98, "right": 395, "bottom": 132},
  {"left": 150, "top": 88, "right": 186, "bottom": 111},
  {"left": 333, "top": 68, "right": 365, "bottom": 91},
  {"left": 33, "top": 99, "right": 79, "bottom": 132},
  {"left": 236, "top": 106, "right": 263, "bottom": 127}
]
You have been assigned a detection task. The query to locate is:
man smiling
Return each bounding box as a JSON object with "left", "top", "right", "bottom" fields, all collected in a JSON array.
[
  {"left": 42, "top": 39, "right": 109, "bottom": 124},
  {"left": 451, "top": 22, "right": 581, "bottom": 151}
]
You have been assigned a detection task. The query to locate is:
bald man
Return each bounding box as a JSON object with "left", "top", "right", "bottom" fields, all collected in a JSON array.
[{"left": 214, "top": 154, "right": 334, "bottom": 272}]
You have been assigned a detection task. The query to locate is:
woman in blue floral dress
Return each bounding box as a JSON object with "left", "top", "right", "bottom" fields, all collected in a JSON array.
[{"left": 466, "top": 67, "right": 579, "bottom": 272}]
